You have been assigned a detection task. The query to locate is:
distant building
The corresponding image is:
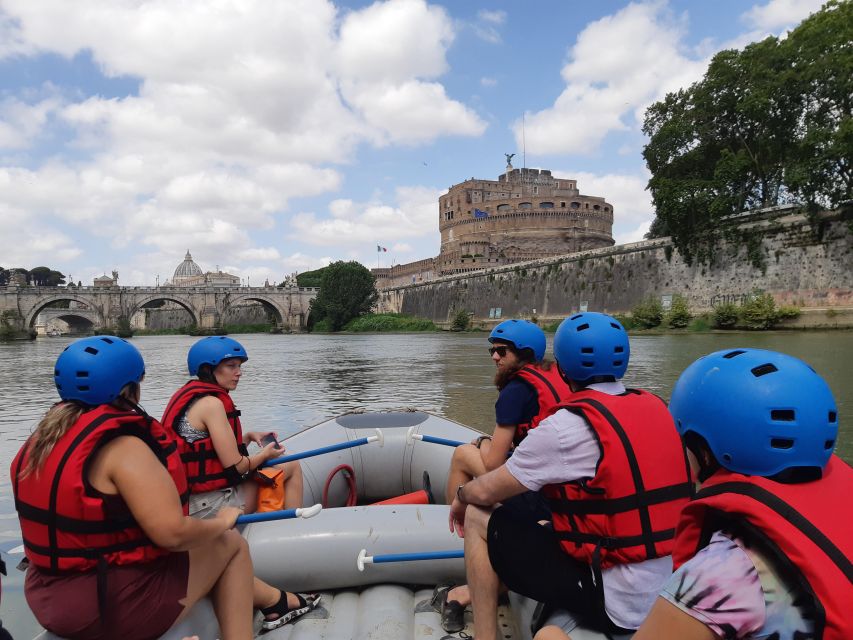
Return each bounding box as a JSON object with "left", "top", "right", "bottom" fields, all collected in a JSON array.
[
  {"left": 373, "top": 164, "right": 614, "bottom": 288},
  {"left": 93, "top": 271, "right": 117, "bottom": 288},
  {"left": 166, "top": 251, "right": 240, "bottom": 287}
]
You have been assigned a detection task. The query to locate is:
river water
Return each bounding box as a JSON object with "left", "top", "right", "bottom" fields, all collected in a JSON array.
[{"left": 1, "top": 331, "right": 850, "bottom": 637}]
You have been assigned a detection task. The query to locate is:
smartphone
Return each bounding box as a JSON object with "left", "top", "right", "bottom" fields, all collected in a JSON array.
[{"left": 261, "top": 433, "right": 280, "bottom": 448}]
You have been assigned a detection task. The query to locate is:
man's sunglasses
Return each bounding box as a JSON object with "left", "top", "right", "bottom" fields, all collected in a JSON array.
[{"left": 489, "top": 346, "right": 509, "bottom": 357}]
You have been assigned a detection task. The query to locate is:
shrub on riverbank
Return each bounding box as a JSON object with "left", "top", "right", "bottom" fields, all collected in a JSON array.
[
  {"left": 631, "top": 298, "right": 664, "bottom": 328},
  {"left": 343, "top": 313, "right": 438, "bottom": 332},
  {"left": 712, "top": 303, "right": 740, "bottom": 328},
  {"left": 665, "top": 295, "right": 692, "bottom": 328},
  {"left": 451, "top": 309, "right": 471, "bottom": 331}
]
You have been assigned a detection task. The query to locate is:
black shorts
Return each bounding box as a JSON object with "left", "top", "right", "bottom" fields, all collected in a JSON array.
[{"left": 486, "top": 505, "right": 631, "bottom": 634}]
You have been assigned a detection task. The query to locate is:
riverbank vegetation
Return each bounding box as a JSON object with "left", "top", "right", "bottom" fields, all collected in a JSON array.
[
  {"left": 643, "top": 0, "right": 852, "bottom": 264},
  {"left": 342, "top": 313, "right": 438, "bottom": 332}
]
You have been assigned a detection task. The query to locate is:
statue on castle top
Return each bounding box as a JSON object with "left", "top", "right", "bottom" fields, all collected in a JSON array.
[{"left": 505, "top": 153, "right": 515, "bottom": 168}]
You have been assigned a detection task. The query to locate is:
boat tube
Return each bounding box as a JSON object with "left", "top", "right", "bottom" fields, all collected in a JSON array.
[{"left": 34, "top": 410, "right": 630, "bottom": 640}]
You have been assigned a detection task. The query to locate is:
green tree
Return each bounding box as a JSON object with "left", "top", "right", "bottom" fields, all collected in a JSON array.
[
  {"left": 29, "top": 266, "right": 66, "bottom": 287},
  {"left": 309, "top": 261, "right": 378, "bottom": 331},
  {"left": 451, "top": 309, "right": 470, "bottom": 331},
  {"left": 292, "top": 267, "right": 327, "bottom": 289},
  {"left": 643, "top": 1, "right": 852, "bottom": 262}
]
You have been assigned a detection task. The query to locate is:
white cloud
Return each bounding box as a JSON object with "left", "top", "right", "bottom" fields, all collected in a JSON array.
[
  {"left": 472, "top": 9, "right": 506, "bottom": 44},
  {"left": 518, "top": 2, "right": 708, "bottom": 155},
  {"left": 480, "top": 77, "right": 497, "bottom": 87},
  {"left": 0, "top": 0, "right": 486, "bottom": 281},
  {"left": 289, "top": 185, "right": 441, "bottom": 256},
  {"left": 741, "top": 0, "right": 826, "bottom": 31},
  {"left": 562, "top": 169, "right": 654, "bottom": 242}
]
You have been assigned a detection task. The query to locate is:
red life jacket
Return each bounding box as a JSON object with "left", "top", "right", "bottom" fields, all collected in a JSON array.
[
  {"left": 542, "top": 389, "right": 693, "bottom": 569},
  {"left": 672, "top": 456, "right": 853, "bottom": 640},
  {"left": 511, "top": 364, "right": 573, "bottom": 445},
  {"left": 161, "top": 380, "right": 246, "bottom": 494},
  {"left": 11, "top": 405, "right": 188, "bottom": 573}
]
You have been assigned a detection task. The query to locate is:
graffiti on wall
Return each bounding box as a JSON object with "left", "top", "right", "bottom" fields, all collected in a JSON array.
[{"left": 709, "top": 293, "right": 755, "bottom": 307}]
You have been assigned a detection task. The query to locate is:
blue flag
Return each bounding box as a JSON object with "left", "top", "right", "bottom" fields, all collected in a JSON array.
[{"left": 474, "top": 208, "right": 489, "bottom": 218}]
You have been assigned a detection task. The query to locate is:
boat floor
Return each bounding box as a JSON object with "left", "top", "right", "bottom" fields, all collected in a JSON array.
[{"left": 252, "top": 584, "right": 528, "bottom": 640}]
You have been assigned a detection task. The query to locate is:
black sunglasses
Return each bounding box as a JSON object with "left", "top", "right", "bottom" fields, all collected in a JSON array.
[{"left": 489, "top": 346, "right": 509, "bottom": 357}]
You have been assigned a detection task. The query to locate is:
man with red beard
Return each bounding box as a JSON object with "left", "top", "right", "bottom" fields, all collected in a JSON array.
[{"left": 436, "top": 319, "right": 571, "bottom": 632}]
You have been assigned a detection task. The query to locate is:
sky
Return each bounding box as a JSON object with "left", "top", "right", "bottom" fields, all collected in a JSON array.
[{"left": 0, "top": 0, "right": 828, "bottom": 287}]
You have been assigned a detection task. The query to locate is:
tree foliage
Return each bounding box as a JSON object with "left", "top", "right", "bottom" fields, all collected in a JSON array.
[
  {"left": 643, "top": 0, "right": 853, "bottom": 263},
  {"left": 308, "top": 261, "right": 378, "bottom": 332},
  {"left": 0, "top": 266, "right": 66, "bottom": 286},
  {"left": 292, "top": 267, "right": 327, "bottom": 289}
]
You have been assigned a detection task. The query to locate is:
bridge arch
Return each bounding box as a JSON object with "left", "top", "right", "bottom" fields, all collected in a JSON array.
[
  {"left": 129, "top": 295, "right": 201, "bottom": 327},
  {"left": 223, "top": 294, "right": 288, "bottom": 328},
  {"left": 25, "top": 294, "right": 106, "bottom": 330}
]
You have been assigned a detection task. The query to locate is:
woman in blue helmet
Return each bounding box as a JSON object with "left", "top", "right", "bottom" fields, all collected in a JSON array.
[
  {"left": 161, "top": 336, "right": 317, "bottom": 631},
  {"left": 436, "top": 319, "right": 572, "bottom": 633},
  {"left": 633, "top": 349, "right": 852, "bottom": 640},
  {"left": 12, "top": 336, "right": 255, "bottom": 639}
]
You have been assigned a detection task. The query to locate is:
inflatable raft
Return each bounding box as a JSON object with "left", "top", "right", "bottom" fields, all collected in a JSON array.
[{"left": 35, "top": 410, "right": 628, "bottom": 640}]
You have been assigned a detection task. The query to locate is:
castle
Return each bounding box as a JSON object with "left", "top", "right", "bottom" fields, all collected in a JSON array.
[{"left": 373, "top": 164, "right": 614, "bottom": 288}]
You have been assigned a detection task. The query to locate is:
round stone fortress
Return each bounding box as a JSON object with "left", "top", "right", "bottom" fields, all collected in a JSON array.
[
  {"left": 438, "top": 167, "right": 614, "bottom": 274},
  {"left": 374, "top": 165, "right": 614, "bottom": 287}
]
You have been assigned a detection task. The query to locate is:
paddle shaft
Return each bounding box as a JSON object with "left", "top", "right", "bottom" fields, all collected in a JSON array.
[
  {"left": 371, "top": 550, "right": 464, "bottom": 563},
  {"left": 262, "top": 435, "right": 376, "bottom": 467},
  {"left": 416, "top": 434, "right": 465, "bottom": 448}
]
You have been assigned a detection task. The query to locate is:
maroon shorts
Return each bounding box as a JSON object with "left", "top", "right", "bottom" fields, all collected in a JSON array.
[{"left": 25, "top": 552, "right": 190, "bottom": 640}]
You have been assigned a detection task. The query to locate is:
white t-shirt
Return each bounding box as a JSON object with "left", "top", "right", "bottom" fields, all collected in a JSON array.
[{"left": 505, "top": 381, "right": 673, "bottom": 630}]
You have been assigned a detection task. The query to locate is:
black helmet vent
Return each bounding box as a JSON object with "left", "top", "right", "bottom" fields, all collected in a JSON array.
[
  {"left": 84, "top": 346, "right": 99, "bottom": 355},
  {"left": 614, "top": 346, "right": 624, "bottom": 353},
  {"left": 770, "top": 409, "right": 794, "bottom": 421},
  {"left": 751, "top": 363, "right": 778, "bottom": 377},
  {"left": 570, "top": 314, "right": 582, "bottom": 320},
  {"left": 76, "top": 371, "right": 89, "bottom": 378},
  {"left": 576, "top": 323, "right": 590, "bottom": 332},
  {"left": 723, "top": 350, "right": 746, "bottom": 359},
  {"left": 829, "top": 411, "right": 837, "bottom": 423},
  {"left": 770, "top": 438, "right": 794, "bottom": 449},
  {"left": 825, "top": 440, "right": 835, "bottom": 450},
  {"left": 581, "top": 347, "right": 594, "bottom": 354},
  {"left": 610, "top": 322, "right": 620, "bottom": 329}
]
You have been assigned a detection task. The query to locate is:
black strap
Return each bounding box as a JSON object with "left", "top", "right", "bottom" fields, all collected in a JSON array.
[
  {"left": 23, "top": 535, "right": 155, "bottom": 559},
  {"left": 550, "top": 482, "right": 693, "bottom": 515},
  {"left": 14, "top": 499, "right": 136, "bottom": 533},
  {"left": 697, "top": 482, "right": 853, "bottom": 583},
  {"left": 520, "top": 366, "right": 562, "bottom": 403},
  {"left": 555, "top": 527, "right": 676, "bottom": 549}
]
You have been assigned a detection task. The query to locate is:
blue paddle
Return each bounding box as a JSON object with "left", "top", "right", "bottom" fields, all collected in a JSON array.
[
  {"left": 357, "top": 548, "right": 464, "bottom": 571},
  {"left": 261, "top": 428, "right": 384, "bottom": 467},
  {"left": 406, "top": 426, "right": 465, "bottom": 448},
  {"left": 236, "top": 503, "right": 322, "bottom": 525}
]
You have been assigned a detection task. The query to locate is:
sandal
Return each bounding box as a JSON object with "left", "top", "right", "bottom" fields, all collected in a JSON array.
[
  {"left": 261, "top": 592, "right": 321, "bottom": 630},
  {"left": 430, "top": 584, "right": 465, "bottom": 634}
]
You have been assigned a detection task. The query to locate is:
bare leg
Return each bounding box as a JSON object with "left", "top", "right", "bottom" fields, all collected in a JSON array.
[
  {"left": 177, "top": 529, "right": 253, "bottom": 640},
  {"left": 464, "top": 505, "right": 499, "bottom": 640},
  {"left": 445, "top": 444, "right": 487, "bottom": 504},
  {"left": 280, "top": 460, "right": 303, "bottom": 509}
]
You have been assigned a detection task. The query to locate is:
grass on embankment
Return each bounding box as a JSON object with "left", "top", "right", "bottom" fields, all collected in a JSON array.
[{"left": 342, "top": 313, "right": 439, "bottom": 332}]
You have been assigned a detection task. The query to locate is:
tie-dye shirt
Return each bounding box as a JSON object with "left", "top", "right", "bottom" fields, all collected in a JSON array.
[{"left": 661, "top": 530, "right": 816, "bottom": 639}]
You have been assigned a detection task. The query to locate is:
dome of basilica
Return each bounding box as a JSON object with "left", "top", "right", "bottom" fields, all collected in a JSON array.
[{"left": 174, "top": 250, "right": 203, "bottom": 280}]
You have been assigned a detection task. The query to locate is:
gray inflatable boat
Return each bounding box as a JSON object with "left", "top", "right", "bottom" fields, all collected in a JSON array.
[{"left": 35, "top": 410, "right": 626, "bottom": 640}]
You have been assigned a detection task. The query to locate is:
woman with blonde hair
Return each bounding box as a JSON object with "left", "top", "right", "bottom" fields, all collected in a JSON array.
[{"left": 12, "top": 336, "right": 254, "bottom": 640}]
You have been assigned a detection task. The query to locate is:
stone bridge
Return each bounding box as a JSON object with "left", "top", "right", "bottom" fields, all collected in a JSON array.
[{"left": 1, "top": 284, "right": 319, "bottom": 334}]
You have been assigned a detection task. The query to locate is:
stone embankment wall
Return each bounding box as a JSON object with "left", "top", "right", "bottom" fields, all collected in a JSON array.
[{"left": 378, "top": 209, "right": 852, "bottom": 327}]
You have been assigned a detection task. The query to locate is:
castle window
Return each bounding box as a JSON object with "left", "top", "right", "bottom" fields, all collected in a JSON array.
[
  {"left": 593, "top": 204, "right": 600, "bottom": 210},
  {"left": 540, "top": 202, "right": 554, "bottom": 209},
  {"left": 497, "top": 204, "right": 510, "bottom": 212},
  {"left": 519, "top": 202, "right": 532, "bottom": 209},
  {"left": 604, "top": 206, "right": 610, "bottom": 212},
  {"left": 570, "top": 202, "right": 580, "bottom": 209},
  {"left": 561, "top": 202, "right": 566, "bottom": 208}
]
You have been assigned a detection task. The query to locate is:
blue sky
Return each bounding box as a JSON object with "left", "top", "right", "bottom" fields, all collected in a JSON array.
[{"left": 0, "top": 0, "right": 826, "bottom": 286}]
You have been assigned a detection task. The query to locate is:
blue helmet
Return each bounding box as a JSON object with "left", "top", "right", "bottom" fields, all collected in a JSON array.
[
  {"left": 553, "top": 312, "right": 629, "bottom": 382},
  {"left": 54, "top": 336, "right": 145, "bottom": 406},
  {"left": 187, "top": 336, "right": 248, "bottom": 376},
  {"left": 488, "top": 319, "right": 546, "bottom": 361},
  {"left": 669, "top": 348, "right": 838, "bottom": 477}
]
